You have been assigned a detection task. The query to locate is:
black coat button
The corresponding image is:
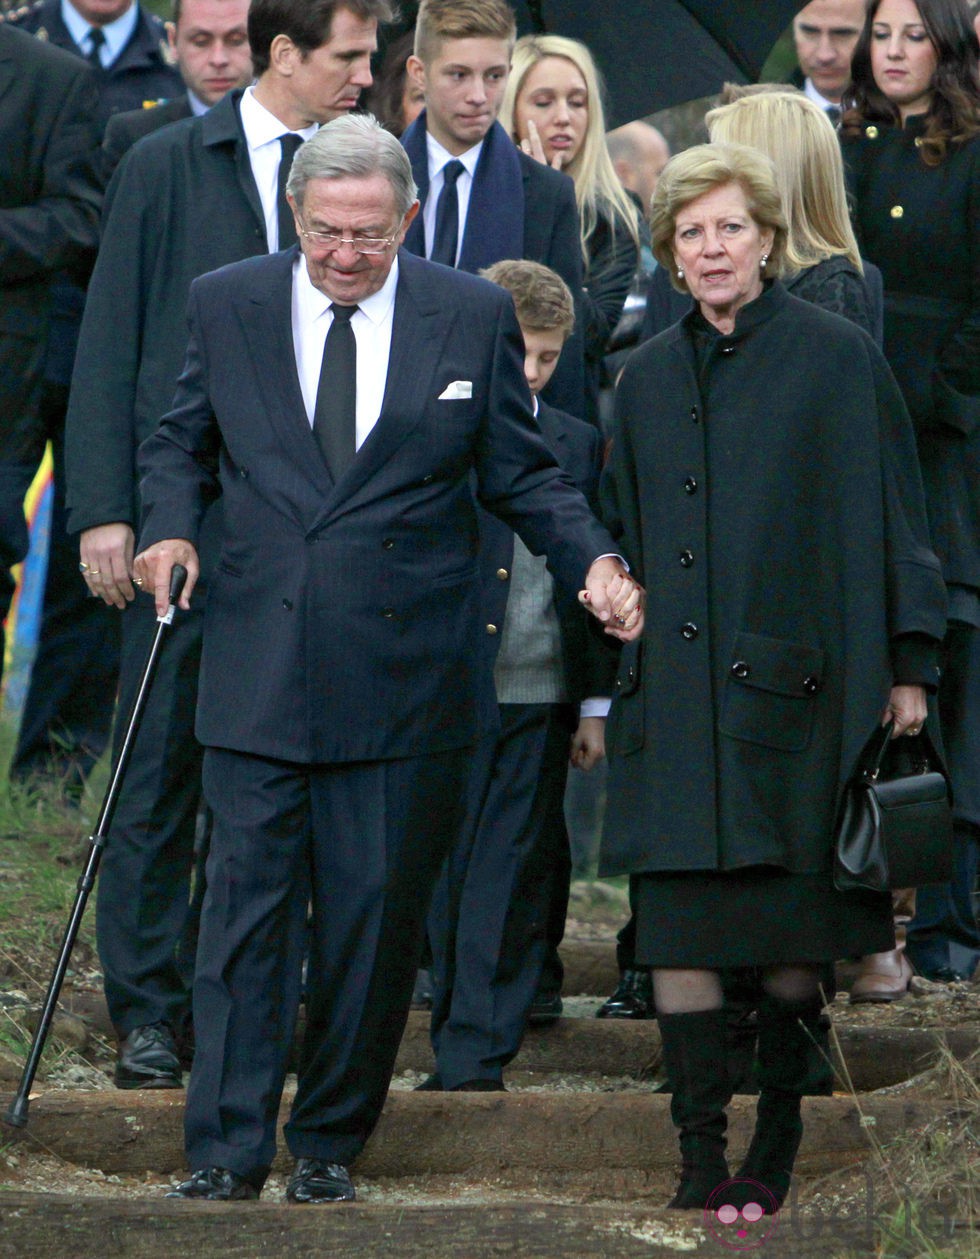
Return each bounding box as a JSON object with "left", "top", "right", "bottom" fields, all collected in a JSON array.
[
  {"left": 382, "top": 538, "right": 395, "bottom": 549},
  {"left": 731, "top": 661, "right": 749, "bottom": 679},
  {"left": 803, "top": 675, "right": 820, "bottom": 695},
  {"left": 239, "top": 466, "right": 249, "bottom": 478},
  {"left": 282, "top": 599, "right": 293, "bottom": 611},
  {"left": 690, "top": 407, "right": 699, "bottom": 423},
  {"left": 721, "top": 345, "right": 736, "bottom": 355},
  {"left": 421, "top": 474, "right": 434, "bottom": 485},
  {"left": 381, "top": 607, "right": 395, "bottom": 618},
  {"left": 681, "top": 622, "right": 698, "bottom": 640},
  {"left": 679, "top": 549, "right": 694, "bottom": 568},
  {"left": 684, "top": 477, "right": 698, "bottom": 495}
]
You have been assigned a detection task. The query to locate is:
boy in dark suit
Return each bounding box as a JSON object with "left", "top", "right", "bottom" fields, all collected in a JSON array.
[
  {"left": 420, "top": 260, "right": 613, "bottom": 1092},
  {"left": 400, "top": 0, "right": 585, "bottom": 416}
]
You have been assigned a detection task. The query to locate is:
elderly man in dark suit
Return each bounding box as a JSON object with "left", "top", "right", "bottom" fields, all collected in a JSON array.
[
  {"left": 0, "top": 24, "right": 101, "bottom": 695},
  {"left": 67, "top": 0, "right": 390, "bottom": 1093},
  {"left": 100, "top": 0, "right": 253, "bottom": 175},
  {"left": 134, "top": 114, "right": 643, "bottom": 1205}
]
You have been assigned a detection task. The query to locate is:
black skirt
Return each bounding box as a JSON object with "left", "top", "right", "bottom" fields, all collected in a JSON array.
[{"left": 634, "top": 866, "right": 893, "bottom": 968}]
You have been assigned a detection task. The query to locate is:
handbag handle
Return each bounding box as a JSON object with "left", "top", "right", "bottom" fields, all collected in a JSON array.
[{"left": 859, "top": 719, "right": 947, "bottom": 785}]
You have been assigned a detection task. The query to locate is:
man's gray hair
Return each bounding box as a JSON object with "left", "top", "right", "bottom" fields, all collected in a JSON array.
[{"left": 286, "top": 114, "right": 418, "bottom": 218}]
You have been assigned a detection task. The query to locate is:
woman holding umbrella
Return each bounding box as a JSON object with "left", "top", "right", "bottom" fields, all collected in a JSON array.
[
  {"left": 600, "top": 140, "right": 946, "bottom": 1211},
  {"left": 841, "top": 0, "right": 980, "bottom": 991}
]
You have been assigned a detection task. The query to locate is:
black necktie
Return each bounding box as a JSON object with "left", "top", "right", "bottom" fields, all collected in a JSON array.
[
  {"left": 825, "top": 105, "right": 842, "bottom": 127},
  {"left": 431, "top": 159, "right": 465, "bottom": 267},
  {"left": 85, "top": 26, "right": 106, "bottom": 69},
  {"left": 277, "top": 134, "right": 304, "bottom": 250},
  {"left": 313, "top": 304, "right": 358, "bottom": 481}
]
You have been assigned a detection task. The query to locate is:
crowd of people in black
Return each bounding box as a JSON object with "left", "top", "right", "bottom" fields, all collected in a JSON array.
[{"left": 1, "top": 0, "right": 978, "bottom": 1215}]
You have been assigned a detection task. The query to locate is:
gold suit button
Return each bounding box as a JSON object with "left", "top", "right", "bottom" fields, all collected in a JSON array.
[
  {"left": 486, "top": 624, "right": 498, "bottom": 635},
  {"left": 496, "top": 568, "right": 509, "bottom": 581},
  {"left": 890, "top": 205, "right": 904, "bottom": 219},
  {"left": 914, "top": 136, "right": 924, "bottom": 147},
  {"left": 865, "top": 125, "right": 879, "bottom": 139}
]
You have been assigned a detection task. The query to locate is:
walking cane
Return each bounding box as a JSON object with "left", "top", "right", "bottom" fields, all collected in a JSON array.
[{"left": 3, "top": 564, "right": 188, "bottom": 1131}]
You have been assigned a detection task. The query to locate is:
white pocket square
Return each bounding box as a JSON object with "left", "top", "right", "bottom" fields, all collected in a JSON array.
[{"left": 438, "top": 380, "right": 473, "bottom": 401}]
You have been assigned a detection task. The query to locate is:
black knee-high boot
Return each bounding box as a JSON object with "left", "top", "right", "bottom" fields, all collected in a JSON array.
[
  {"left": 657, "top": 1009, "right": 732, "bottom": 1209},
  {"left": 735, "top": 994, "right": 827, "bottom": 1210}
]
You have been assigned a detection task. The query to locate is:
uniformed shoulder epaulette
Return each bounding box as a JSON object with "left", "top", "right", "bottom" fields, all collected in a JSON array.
[{"left": 0, "top": 1, "right": 45, "bottom": 28}]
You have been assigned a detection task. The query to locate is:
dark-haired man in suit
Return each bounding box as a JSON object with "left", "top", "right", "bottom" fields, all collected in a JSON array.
[
  {"left": 135, "top": 114, "right": 642, "bottom": 1205},
  {"left": 0, "top": 23, "right": 101, "bottom": 693},
  {"left": 67, "top": 0, "right": 390, "bottom": 1094}
]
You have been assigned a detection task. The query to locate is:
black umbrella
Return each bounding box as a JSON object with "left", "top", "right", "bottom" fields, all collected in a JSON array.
[{"left": 515, "top": 1, "right": 806, "bottom": 125}]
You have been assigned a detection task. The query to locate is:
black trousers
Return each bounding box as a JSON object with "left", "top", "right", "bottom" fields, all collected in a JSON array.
[
  {"left": 427, "top": 703, "right": 572, "bottom": 1087},
  {"left": 185, "top": 743, "right": 467, "bottom": 1184},
  {"left": 95, "top": 593, "right": 206, "bottom": 1035},
  {"left": 907, "top": 621, "right": 980, "bottom": 973}
]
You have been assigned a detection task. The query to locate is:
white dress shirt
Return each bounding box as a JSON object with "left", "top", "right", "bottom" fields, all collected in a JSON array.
[
  {"left": 803, "top": 78, "right": 841, "bottom": 115},
  {"left": 422, "top": 132, "right": 483, "bottom": 265},
  {"left": 62, "top": 0, "right": 138, "bottom": 66},
  {"left": 239, "top": 87, "right": 318, "bottom": 251},
  {"left": 291, "top": 256, "right": 398, "bottom": 451}
]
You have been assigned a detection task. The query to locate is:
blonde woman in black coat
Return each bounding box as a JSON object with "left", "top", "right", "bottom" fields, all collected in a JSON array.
[
  {"left": 601, "top": 142, "right": 947, "bottom": 1213},
  {"left": 842, "top": 0, "right": 980, "bottom": 990}
]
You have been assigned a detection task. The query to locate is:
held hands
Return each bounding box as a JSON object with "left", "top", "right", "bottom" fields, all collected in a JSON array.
[
  {"left": 520, "top": 119, "right": 565, "bottom": 170},
  {"left": 79, "top": 523, "right": 136, "bottom": 609},
  {"left": 132, "top": 539, "right": 200, "bottom": 616},
  {"left": 579, "top": 557, "right": 644, "bottom": 642},
  {"left": 881, "top": 684, "right": 928, "bottom": 738}
]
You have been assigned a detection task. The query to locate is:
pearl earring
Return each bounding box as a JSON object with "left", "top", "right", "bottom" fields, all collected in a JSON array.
[
  {"left": 760, "top": 254, "right": 769, "bottom": 271},
  {"left": 676, "top": 266, "right": 685, "bottom": 279}
]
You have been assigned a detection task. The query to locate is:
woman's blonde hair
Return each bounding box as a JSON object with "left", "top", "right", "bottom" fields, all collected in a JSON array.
[
  {"left": 499, "top": 34, "right": 639, "bottom": 258},
  {"left": 650, "top": 143, "right": 789, "bottom": 294},
  {"left": 706, "top": 92, "right": 862, "bottom": 273}
]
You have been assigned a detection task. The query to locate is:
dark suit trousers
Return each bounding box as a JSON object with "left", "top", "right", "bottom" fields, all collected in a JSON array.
[
  {"left": 10, "top": 385, "right": 118, "bottom": 784},
  {"left": 185, "top": 743, "right": 467, "bottom": 1182},
  {"left": 907, "top": 621, "right": 980, "bottom": 973},
  {"left": 427, "top": 703, "right": 572, "bottom": 1087},
  {"left": 95, "top": 591, "right": 206, "bottom": 1034}
]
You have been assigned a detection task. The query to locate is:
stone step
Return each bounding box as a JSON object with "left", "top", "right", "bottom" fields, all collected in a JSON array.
[
  {"left": 1, "top": 1089, "right": 952, "bottom": 1187},
  {"left": 0, "top": 1194, "right": 876, "bottom": 1259}
]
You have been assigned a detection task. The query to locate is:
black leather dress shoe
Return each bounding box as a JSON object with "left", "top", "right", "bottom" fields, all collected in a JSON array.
[
  {"left": 414, "top": 1072, "right": 444, "bottom": 1090},
  {"left": 527, "top": 991, "right": 563, "bottom": 1027},
  {"left": 596, "top": 968, "right": 654, "bottom": 1020},
  {"left": 165, "top": 1167, "right": 259, "bottom": 1200},
  {"left": 449, "top": 1078, "right": 506, "bottom": 1092},
  {"left": 923, "top": 965, "right": 968, "bottom": 983},
  {"left": 115, "top": 1022, "right": 183, "bottom": 1089},
  {"left": 286, "top": 1158, "right": 356, "bottom": 1203}
]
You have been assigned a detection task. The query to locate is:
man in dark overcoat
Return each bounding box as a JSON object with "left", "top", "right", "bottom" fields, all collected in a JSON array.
[
  {"left": 0, "top": 23, "right": 101, "bottom": 691},
  {"left": 5, "top": 0, "right": 183, "bottom": 790}
]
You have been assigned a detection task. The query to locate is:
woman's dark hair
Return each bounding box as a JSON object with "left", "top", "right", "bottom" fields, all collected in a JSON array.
[
  {"left": 842, "top": 0, "right": 980, "bottom": 164},
  {"left": 248, "top": 0, "right": 395, "bottom": 76}
]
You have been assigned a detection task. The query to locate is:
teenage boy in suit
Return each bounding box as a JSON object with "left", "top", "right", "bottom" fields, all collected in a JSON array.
[
  {"left": 419, "top": 260, "right": 613, "bottom": 1092},
  {"left": 400, "top": 0, "right": 585, "bottom": 417}
]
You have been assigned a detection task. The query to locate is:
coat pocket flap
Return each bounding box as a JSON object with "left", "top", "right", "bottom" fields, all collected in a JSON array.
[{"left": 728, "top": 633, "right": 824, "bottom": 698}]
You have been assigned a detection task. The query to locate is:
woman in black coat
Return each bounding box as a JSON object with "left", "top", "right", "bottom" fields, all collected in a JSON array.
[
  {"left": 841, "top": 0, "right": 980, "bottom": 987},
  {"left": 601, "top": 142, "right": 947, "bottom": 1213}
]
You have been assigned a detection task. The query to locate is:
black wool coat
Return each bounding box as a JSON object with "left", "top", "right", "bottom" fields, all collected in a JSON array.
[
  {"left": 842, "top": 120, "right": 980, "bottom": 588},
  {"left": 598, "top": 282, "right": 946, "bottom": 878}
]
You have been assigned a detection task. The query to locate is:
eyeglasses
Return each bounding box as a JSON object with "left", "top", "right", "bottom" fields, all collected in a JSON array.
[{"left": 297, "top": 220, "right": 399, "bottom": 255}]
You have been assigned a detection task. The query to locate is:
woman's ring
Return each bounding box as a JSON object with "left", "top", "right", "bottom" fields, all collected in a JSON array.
[
  {"left": 132, "top": 575, "right": 144, "bottom": 587},
  {"left": 88, "top": 568, "right": 101, "bottom": 576},
  {"left": 78, "top": 562, "right": 89, "bottom": 573}
]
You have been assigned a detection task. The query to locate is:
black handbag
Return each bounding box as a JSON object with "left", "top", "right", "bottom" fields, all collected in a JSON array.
[{"left": 833, "top": 720, "right": 953, "bottom": 894}]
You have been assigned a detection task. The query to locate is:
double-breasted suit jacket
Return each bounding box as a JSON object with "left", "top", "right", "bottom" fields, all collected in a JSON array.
[{"left": 138, "top": 248, "right": 616, "bottom": 765}]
